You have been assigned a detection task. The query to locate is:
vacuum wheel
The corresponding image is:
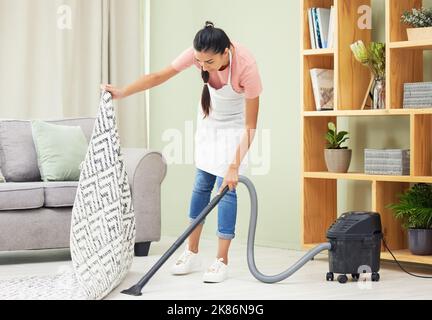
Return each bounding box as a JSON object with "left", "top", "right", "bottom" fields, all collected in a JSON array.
[
  {"left": 351, "top": 273, "right": 360, "bottom": 281},
  {"left": 326, "top": 272, "right": 334, "bottom": 281},
  {"left": 371, "top": 272, "right": 380, "bottom": 282},
  {"left": 337, "top": 274, "right": 348, "bottom": 284}
]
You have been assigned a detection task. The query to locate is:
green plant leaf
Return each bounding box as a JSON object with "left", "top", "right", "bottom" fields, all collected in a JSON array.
[
  {"left": 328, "top": 122, "right": 336, "bottom": 132},
  {"left": 339, "top": 137, "right": 350, "bottom": 144},
  {"left": 325, "top": 132, "right": 334, "bottom": 143},
  {"left": 387, "top": 183, "right": 432, "bottom": 229},
  {"left": 351, "top": 41, "right": 386, "bottom": 78},
  {"left": 337, "top": 131, "right": 349, "bottom": 141},
  {"left": 402, "top": 7, "right": 432, "bottom": 28}
]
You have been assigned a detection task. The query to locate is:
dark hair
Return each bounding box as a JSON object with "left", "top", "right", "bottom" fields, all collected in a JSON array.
[{"left": 193, "top": 21, "right": 232, "bottom": 118}]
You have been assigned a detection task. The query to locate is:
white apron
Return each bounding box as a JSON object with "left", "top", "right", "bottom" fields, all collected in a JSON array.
[{"left": 195, "top": 50, "right": 248, "bottom": 178}]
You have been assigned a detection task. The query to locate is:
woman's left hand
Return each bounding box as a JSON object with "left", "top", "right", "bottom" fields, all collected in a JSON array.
[{"left": 218, "top": 165, "right": 239, "bottom": 194}]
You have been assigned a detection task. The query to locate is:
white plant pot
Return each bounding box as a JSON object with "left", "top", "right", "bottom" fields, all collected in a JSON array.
[
  {"left": 407, "top": 27, "right": 432, "bottom": 41},
  {"left": 324, "top": 149, "right": 352, "bottom": 173}
]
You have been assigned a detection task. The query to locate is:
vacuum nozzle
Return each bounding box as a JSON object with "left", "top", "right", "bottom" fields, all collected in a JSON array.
[{"left": 121, "top": 285, "right": 143, "bottom": 296}]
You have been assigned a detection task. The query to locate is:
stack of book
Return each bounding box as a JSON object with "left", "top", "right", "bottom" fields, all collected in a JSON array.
[
  {"left": 307, "top": 6, "right": 335, "bottom": 49},
  {"left": 403, "top": 82, "right": 432, "bottom": 109},
  {"left": 310, "top": 68, "right": 334, "bottom": 111},
  {"left": 364, "top": 149, "right": 410, "bottom": 176}
]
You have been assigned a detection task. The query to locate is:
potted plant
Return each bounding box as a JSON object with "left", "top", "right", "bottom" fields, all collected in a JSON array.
[
  {"left": 324, "top": 122, "right": 351, "bottom": 173},
  {"left": 350, "top": 41, "right": 386, "bottom": 110},
  {"left": 387, "top": 183, "right": 432, "bottom": 255},
  {"left": 401, "top": 7, "right": 432, "bottom": 41}
]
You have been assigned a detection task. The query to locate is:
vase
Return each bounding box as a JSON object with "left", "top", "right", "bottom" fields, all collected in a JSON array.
[
  {"left": 407, "top": 27, "right": 432, "bottom": 41},
  {"left": 372, "top": 77, "right": 385, "bottom": 110},
  {"left": 324, "top": 149, "right": 352, "bottom": 173},
  {"left": 408, "top": 229, "right": 432, "bottom": 255}
]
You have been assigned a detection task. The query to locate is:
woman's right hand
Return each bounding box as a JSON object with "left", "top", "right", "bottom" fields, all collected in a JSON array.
[{"left": 100, "top": 84, "right": 126, "bottom": 100}]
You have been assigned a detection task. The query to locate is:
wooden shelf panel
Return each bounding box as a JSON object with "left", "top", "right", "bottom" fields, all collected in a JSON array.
[
  {"left": 303, "top": 245, "right": 432, "bottom": 265},
  {"left": 303, "top": 48, "right": 334, "bottom": 56},
  {"left": 337, "top": 0, "right": 371, "bottom": 110},
  {"left": 304, "top": 171, "right": 432, "bottom": 183},
  {"left": 387, "top": 0, "right": 424, "bottom": 43},
  {"left": 381, "top": 250, "right": 432, "bottom": 265},
  {"left": 374, "top": 181, "right": 408, "bottom": 250},
  {"left": 303, "top": 178, "right": 337, "bottom": 244},
  {"left": 303, "top": 109, "right": 432, "bottom": 117},
  {"left": 389, "top": 40, "right": 432, "bottom": 50},
  {"left": 412, "top": 114, "right": 432, "bottom": 176}
]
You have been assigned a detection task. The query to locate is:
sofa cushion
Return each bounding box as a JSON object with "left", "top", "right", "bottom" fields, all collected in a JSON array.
[
  {"left": 0, "top": 182, "right": 44, "bottom": 210},
  {"left": 31, "top": 121, "right": 88, "bottom": 181},
  {"left": 0, "top": 120, "right": 41, "bottom": 182},
  {"left": 43, "top": 181, "right": 78, "bottom": 207},
  {"left": 49, "top": 118, "right": 95, "bottom": 142},
  {"left": 0, "top": 118, "right": 95, "bottom": 182}
]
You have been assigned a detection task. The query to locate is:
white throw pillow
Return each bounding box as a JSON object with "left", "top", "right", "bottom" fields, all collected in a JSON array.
[{"left": 0, "top": 169, "right": 5, "bottom": 182}]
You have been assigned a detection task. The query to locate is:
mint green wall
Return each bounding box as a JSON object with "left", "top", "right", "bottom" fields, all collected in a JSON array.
[
  {"left": 148, "top": 0, "right": 431, "bottom": 250},
  {"left": 149, "top": 0, "right": 300, "bottom": 249}
]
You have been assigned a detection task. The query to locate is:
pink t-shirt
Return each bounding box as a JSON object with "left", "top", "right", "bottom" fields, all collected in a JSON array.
[{"left": 171, "top": 42, "right": 263, "bottom": 99}]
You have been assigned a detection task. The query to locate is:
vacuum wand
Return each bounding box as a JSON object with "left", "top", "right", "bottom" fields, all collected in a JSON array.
[{"left": 121, "top": 185, "right": 230, "bottom": 296}]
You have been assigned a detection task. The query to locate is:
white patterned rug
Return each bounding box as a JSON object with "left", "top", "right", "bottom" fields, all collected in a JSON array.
[{"left": 0, "top": 92, "right": 135, "bottom": 300}]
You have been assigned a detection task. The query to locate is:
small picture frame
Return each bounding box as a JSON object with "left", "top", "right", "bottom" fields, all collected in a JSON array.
[{"left": 361, "top": 74, "right": 374, "bottom": 110}]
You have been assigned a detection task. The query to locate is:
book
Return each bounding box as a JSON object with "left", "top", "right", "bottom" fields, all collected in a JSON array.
[
  {"left": 308, "top": 9, "right": 317, "bottom": 49},
  {"left": 312, "top": 8, "right": 323, "bottom": 48},
  {"left": 307, "top": 7, "right": 332, "bottom": 49},
  {"left": 310, "top": 68, "right": 334, "bottom": 110},
  {"left": 327, "top": 6, "right": 335, "bottom": 49},
  {"left": 316, "top": 8, "right": 331, "bottom": 48}
]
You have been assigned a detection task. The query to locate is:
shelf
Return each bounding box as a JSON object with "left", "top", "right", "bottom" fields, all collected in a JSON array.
[
  {"left": 303, "top": 48, "right": 334, "bottom": 56},
  {"left": 389, "top": 40, "right": 432, "bottom": 50},
  {"left": 381, "top": 250, "right": 432, "bottom": 265},
  {"left": 301, "top": 0, "right": 432, "bottom": 267},
  {"left": 304, "top": 172, "right": 432, "bottom": 183},
  {"left": 303, "top": 245, "right": 432, "bottom": 265},
  {"left": 303, "top": 109, "right": 432, "bottom": 117}
]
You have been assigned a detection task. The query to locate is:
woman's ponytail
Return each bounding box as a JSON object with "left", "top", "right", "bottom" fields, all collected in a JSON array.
[
  {"left": 201, "top": 70, "right": 211, "bottom": 117},
  {"left": 193, "top": 21, "right": 232, "bottom": 118}
]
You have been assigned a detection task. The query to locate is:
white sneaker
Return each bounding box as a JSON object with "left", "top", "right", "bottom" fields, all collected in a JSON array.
[
  {"left": 171, "top": 246, "right": 202, "bottom": 275},
  {"left": 202, "top": 258, "right": 228, "bottom": 283}
]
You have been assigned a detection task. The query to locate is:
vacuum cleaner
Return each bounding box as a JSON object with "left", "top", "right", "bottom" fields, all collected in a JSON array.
[{"left": 122, "top": 176, "right": 382, "bottom": 296}]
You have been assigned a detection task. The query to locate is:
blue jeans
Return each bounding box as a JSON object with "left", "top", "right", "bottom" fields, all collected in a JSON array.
[{"left": 189, "top": 168, "right": 237, "bottom": 240}]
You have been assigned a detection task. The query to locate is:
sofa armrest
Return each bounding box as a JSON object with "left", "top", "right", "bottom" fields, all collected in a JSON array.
[{"left": 122, "top": 148, "right": 167, "bottom": 243}]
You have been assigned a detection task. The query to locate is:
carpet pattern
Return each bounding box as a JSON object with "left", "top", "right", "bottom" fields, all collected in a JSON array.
[{"left": 0, "top": 91, "right": 135, "bottom": 300}]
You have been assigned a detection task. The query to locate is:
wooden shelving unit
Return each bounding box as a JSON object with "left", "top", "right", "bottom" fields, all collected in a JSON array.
[{"left": 300, "top": 0, "right": 432, "bottom": 266}]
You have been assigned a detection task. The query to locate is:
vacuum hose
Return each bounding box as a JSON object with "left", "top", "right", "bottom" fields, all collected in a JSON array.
[{"left": 239, "top": 176, "right": 332, "bottom": 283}]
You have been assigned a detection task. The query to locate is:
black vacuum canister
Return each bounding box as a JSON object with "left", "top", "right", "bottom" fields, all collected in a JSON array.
[{"left": 326, "top": 212, "right": 382, "bottom": 280}]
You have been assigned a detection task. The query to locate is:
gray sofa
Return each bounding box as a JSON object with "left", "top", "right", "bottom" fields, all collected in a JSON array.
[{"left": 0, "top": 118, "right": 167, "bottom": 256}]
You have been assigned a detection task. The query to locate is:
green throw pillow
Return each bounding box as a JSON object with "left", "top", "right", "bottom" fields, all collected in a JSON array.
[{"left": 31, "top": 120, "right": 88, "bottom": 181}]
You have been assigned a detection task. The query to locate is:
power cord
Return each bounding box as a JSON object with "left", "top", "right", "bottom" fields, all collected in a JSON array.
[{"left": 382, "top": 237, "right": 432, "bottom": 279}]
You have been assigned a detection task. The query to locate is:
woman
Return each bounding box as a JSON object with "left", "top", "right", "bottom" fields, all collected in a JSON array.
[{"left": 102, "top": 21, "right": 262, "bottom": 283}]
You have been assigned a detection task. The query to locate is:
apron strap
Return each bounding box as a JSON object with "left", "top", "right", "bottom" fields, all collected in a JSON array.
[{"left": 227, "top": 50, "right": 233, "bottom": 86}]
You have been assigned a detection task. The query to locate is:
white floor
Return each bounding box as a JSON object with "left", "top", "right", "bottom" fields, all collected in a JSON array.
[{"left": 0, "top": 237, "right": 431, "bottom": 300}]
